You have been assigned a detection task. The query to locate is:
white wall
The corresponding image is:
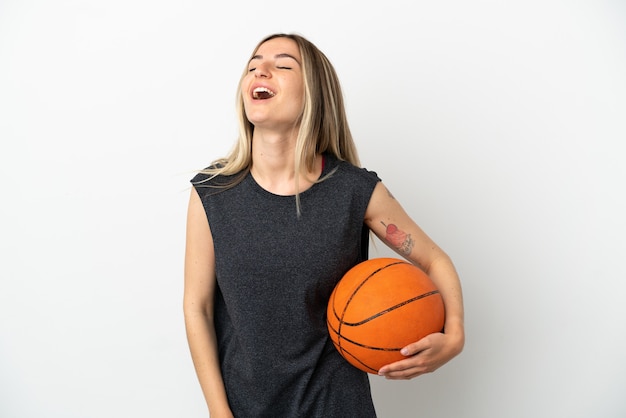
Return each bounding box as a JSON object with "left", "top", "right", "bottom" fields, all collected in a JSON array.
[{"left": 1, "top": 1, "right": 624, "bottom": 417}]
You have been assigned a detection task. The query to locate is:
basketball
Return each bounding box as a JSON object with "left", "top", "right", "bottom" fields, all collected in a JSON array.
[{"left": 326, "top": 257, "right": 445, "bottom": 374}]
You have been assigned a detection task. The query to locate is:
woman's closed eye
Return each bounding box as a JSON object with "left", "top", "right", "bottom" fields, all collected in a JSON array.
[{"left": 248, "top": 65, "right": 291, "bottom": 72}]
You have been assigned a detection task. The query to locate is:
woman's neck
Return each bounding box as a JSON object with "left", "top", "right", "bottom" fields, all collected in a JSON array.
[{"left": 250, "top": 131, "right": 322, "bottom": 195}]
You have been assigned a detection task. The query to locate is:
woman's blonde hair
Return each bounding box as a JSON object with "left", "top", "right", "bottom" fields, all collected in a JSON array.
[{"left": 197, "top": 33, "right": 360, "bottom": 193}]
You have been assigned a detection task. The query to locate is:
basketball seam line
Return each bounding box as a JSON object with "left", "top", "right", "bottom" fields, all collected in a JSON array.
[{"left": 340, "top": 289, "right": 441, "bottom": 326}]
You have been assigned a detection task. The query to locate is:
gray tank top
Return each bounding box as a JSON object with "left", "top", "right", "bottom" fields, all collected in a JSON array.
[{"left": 191, "top": 154, "right": 380, "bottom": 417}]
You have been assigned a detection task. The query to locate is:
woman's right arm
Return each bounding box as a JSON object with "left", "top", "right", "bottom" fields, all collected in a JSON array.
[{"left": 183, "top": 188, "right": 234, "bottom": 417}]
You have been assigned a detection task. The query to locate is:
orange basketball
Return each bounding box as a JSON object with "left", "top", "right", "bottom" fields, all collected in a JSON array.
[{"left": 327, "top": 257, "right": 445, "bottom": 374}]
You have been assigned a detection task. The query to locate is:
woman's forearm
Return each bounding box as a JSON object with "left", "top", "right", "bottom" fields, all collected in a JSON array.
[{"left": 184, "top": 308, "right": 233, "bottom": 417}]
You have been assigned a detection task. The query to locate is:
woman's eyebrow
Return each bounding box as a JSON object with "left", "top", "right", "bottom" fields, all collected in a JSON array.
[{"left": 249, "top": 53, "right": 301, "bottom": 65}]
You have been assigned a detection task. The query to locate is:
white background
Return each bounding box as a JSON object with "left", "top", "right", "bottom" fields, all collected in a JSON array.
[{"left": 1, "top": 1, "right": 625, "bottom": 417}]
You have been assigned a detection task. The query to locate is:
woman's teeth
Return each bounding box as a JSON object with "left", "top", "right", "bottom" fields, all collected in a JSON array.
[{"left": 252, "top": 87, "right": 276, "bottom": 99}]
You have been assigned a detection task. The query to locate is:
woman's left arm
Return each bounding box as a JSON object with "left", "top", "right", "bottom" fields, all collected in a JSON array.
[{"left": 364, "top": 182, "right": 465, "bottom": 379}]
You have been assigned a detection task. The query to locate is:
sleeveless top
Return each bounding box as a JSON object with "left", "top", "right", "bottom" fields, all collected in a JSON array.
[{"left": 191, "top": 154, "right": 381, "bottom": 417}]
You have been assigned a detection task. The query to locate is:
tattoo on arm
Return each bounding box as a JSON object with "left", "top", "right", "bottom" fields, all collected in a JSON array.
[{"left": 381, "top": 221, "right": 414, "bottom": 256}]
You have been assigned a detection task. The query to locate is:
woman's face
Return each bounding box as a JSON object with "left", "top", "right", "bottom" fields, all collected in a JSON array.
[{"left": 241, "top": 37, "right": 305, "bottom": 130}]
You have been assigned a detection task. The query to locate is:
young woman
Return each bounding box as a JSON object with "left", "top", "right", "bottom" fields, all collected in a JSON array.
[{"left": 184, "top": 33, "right": 464, "bottom": 417}]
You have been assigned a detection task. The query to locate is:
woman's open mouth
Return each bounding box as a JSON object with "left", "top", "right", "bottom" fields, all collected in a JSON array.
[{"left": 252, "top": 87, "right": 276, "bottom": 100}]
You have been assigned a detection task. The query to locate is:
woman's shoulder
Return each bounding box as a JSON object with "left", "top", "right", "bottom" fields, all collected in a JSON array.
[
  {"left": 190, "top": 162, "right": 247, "bottom": 190},
  {"left": 326, "top": 153, "right": 381, "bottom": 183}
]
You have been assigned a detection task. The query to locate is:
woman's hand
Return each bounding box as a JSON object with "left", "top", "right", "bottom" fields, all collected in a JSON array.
[{"left": 377, "top": 330, "right": 464, "bottom": 380}]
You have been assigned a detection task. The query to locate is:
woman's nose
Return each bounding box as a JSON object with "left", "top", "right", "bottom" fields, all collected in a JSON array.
[{"left": 254, "top": 64, "right": 270, "bottom": 78}]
